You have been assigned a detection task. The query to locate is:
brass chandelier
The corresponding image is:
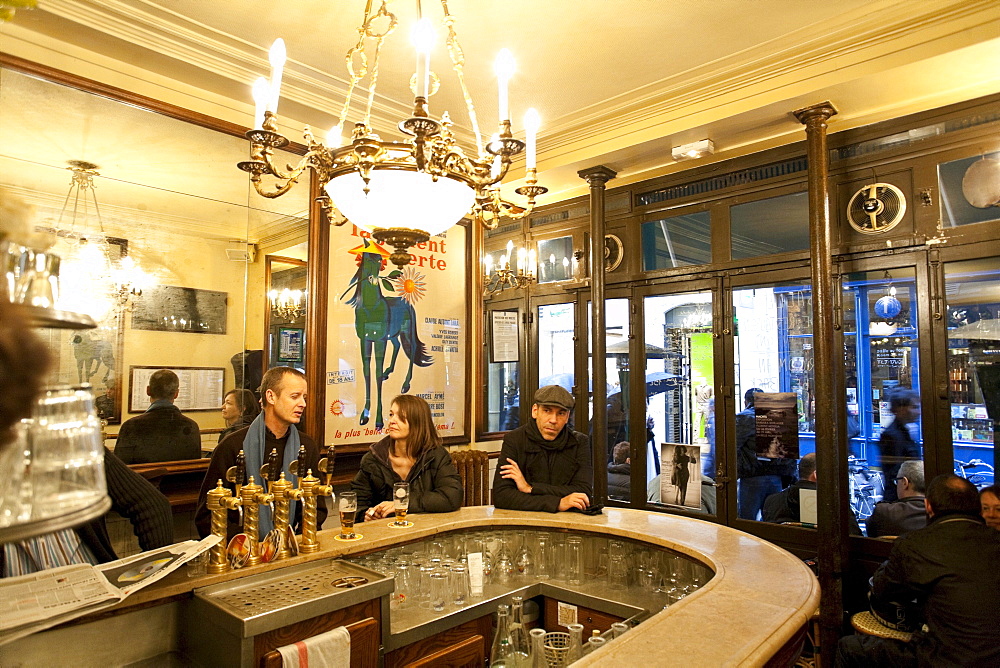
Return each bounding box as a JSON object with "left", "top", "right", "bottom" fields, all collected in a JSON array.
[{"left": 238, "top": 0, "right": 547, "bottom": 268}]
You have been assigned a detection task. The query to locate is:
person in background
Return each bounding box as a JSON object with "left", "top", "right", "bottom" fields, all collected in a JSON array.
[
  {"left": 607, "top": 441, "right": 631, "bottom": 499},
  {"left": 493, "top": 385, "right": 593, "bottom": 513},
  {"left": 980, "top": 484, "right": 1000, "bottom": 531},
  {"left": 195, "top": 366, "right": 326, "bottom": 540},
  {"left": 0, "top": 302, "right": 172, "bottom": 576},
  {"left": 762, "top": 453, "right": 862, "bottom": 534},
  {"left": 866, "top": 460, "right": 927, "bottom": 538},
  {"left": 352, "top": 394, "right": 462, "bottom": 521},
  {"left": 737, "top": 388, "right": 796, "bottom": 520},
  {"left": 115, "top": 369, "right": 201, "bottom": 464},
  {"left": 877, "top": 388, "right": 921, "bottom": 503},
  {"left": 836, "top": 475, "right": 1000, "bottom": 667},
  {"left": 219, "top": 388, "right": 260, "bottom": 443}
]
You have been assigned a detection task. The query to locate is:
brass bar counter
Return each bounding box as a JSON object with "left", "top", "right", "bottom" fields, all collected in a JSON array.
[{"left": 4, "top": 507, "right": 819, "bottom": 666}]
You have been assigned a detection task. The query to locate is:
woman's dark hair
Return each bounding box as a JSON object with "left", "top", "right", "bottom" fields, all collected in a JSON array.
[
  {"left": 980, "top": 485, "right": 1000, "bottom": 504},
  {"left": 226, "top": 388, "right": 260, "bottom": 419},
  {"left": 390, "top": 394, "right": 442, "bottom": 459},
  {"left": 0, "top": 301, "right": 52, "bottom": 449}
]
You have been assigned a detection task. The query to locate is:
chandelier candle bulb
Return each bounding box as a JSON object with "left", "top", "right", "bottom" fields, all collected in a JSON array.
[
  {"left": 267, "top": 38, "right": 286, "bottom": 114},
  {"left": 495, "top": 49, "right": 515, "bottom": 123},
  {"left": 523, "top": 108, "right": 540, "bottom": 170},
  {"left": 411, "top": 19, "right": 435, "bottom": 101},
  {"left": 326, "top": 126, "right": 342, "bottom": 149},
  {"left": 506, "top": 240, "right": 514, "bottom": 265},
  {"left": 485, "top": 255, "right": 493, "bottom": 276},
  {"left": 252, "top": 77, "right": 269, "bottom": 130},
  {"left": 517, "top": 247, "right": 527, "bottom": 273},
  {"left": 528, "top": 249, "right": 536, "bottom": 277}
]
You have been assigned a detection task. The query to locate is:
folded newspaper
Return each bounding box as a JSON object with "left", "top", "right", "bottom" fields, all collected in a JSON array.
[{"left": 0, "top": 535, "right": 220, "bottom": 646}]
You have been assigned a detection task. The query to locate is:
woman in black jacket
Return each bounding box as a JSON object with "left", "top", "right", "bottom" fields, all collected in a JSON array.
[{"left": 351, "top": 394, "right": 463, "bottom": 521}]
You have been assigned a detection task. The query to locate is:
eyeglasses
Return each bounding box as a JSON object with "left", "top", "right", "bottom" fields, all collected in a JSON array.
[{"left": 894, "top": 476, "right": 907, "bottom": 483}]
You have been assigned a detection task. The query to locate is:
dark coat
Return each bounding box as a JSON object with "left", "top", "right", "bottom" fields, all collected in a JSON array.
[
  {"left": 877, "top": 419, "right": 921, "bottom": 502},
  {"left": 866, "top": 495, "right": 927, "bottom": 538},
  {"left": 762, "top": 479, "right": 862, "bottom": 534},
  {"left": 873, "top": 513, "right": 1000, "bottom": 666},
  {"left": 492, "top": 421, "right": 593, "bottom": 513},
  {"left": 607, "top": 462, "right": 631, "bottom": 499},
  {"left": 115, "top": 404, "right": 201, "bottom": 464},
  {"left": 351, "top": 437, "right": 463, "bottom": 521},
  {"left": 194, "top": 426, "right": 327, "bottom": 539}
]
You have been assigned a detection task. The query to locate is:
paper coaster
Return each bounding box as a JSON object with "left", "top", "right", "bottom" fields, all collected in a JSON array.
[
  {"left": 387, "top": 520, "right": 414, "bottom": 528},
  {"left": 333, "top": 533, "right": 364, "bottom": 542}
]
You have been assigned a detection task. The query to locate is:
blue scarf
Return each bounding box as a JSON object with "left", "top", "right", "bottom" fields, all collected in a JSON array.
[{"left": 242, "top": 412, "right": 300, "bottom": 538}]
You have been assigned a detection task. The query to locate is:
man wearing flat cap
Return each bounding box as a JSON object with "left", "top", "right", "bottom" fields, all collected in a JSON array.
[{"left": 492, "top": 385, "right": 593, "bottom": 512}]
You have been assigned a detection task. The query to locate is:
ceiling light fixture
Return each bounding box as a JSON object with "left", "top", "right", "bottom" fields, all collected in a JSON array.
[
  {"left": 671, "top": 139, "right": 715, "bottom": 161},
  {"left": 238, "top": 0, "right": 547, "bottom": 268}
]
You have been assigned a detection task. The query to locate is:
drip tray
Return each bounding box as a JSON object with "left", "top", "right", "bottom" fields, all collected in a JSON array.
[{"left": 192, "top": 559, "right": 390, "bottom": 637}]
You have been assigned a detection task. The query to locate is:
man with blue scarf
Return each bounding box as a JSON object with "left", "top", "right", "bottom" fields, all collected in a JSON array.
[{"left": 195, "top": 367, "right": 327, "bottom": 540}]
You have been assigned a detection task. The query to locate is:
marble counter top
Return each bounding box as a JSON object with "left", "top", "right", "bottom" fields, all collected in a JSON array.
[{"left": 92, "top": 507, "right": 820, "bottom": 665}]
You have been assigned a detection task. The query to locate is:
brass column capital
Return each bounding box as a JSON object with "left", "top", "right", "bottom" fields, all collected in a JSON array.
[
  {"left": 792, "top": 101, "right": 838, "bottom": 127},
  {"left": 577, "top": 165, "right": 618, "bottom": 187}
]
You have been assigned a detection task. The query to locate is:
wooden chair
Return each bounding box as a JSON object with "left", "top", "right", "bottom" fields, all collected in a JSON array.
[{"left": 451, "top": 449, "right": 490, "bottom": 507}]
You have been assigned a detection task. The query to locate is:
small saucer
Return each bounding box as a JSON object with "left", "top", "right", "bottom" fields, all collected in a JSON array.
[
  {"left": 387, "top": 520, "right": 414, "bottom": 528},
  {"left": 334, "top": 533, "right": 364, "bottom": 542}
]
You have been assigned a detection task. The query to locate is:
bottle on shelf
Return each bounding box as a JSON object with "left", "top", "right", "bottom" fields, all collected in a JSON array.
[
  {"left": 509, "top": 596, "right": 531, "bottom": 667},
  {"left": 490, "top": 604, "right": 515, "bottom": 667},
  {"left": 584, "top": 630, "right": 607, "bottom": 655}
]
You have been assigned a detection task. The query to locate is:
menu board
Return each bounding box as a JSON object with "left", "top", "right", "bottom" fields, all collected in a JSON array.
[{"left": 128, "top": 366, "right": 225, "bottom": 413}]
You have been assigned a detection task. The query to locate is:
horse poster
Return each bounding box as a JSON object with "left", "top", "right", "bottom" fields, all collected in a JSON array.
[{"left": 324, "top": 223, "right": 467, "bottom": 444}]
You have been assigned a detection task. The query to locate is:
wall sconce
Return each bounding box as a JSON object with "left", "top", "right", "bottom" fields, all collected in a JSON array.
[
  {"left": 269, "top": 287, "right": 306, "bottom": 320},
  {"left": 672, "top": 139, "right": 715, "bottom": 161},
  {"left": 483, "top": 240, "right": 536, "bottom": 296}
]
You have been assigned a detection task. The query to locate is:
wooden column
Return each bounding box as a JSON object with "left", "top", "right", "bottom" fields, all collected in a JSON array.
[
  {"left": 793, "top": 101, "right": 846, "bottom": 663},
  {"left": 304, "top": 172, "right": 331, "bottom": 444},
  {"left": 577, "top": 165, "right": 617, "bottom": 504}
]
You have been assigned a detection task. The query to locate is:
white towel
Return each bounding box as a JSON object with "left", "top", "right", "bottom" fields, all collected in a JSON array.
[{"left": 276, "top": 625, "right": 351, "bottom": 668}]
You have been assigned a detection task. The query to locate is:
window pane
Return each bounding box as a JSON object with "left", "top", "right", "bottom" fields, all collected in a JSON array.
[
  {"left": 944, "top": 258, "right": 997, "bottom": 491},
  {"left": 938, "top": 154, "right": 1000, "bottom": 228},
  {"left": 842, "top": 268, "right": 923, "bottom": 536},
  {"left": 537, "top": 236, "right": 575, "bottom": 283},
  {"left": 586, "top": 299, "right": 631, "bottom": 502},
  {"left": 732, "top": 284, "right": 814, "bottom": 523},
  {"left": 486, "top": 361, "right": 520, "bottom": 432},
  {"left": 537, "top": 302, "right": 575, "bottom": 389},
  {"left": 641, "top": 212, "right": 711, "bottom": 270},
  {"left": 730, "top": 191, "right": 809, "bottom": 259},
  {"left": 643, "top": 292, "right": 715, "bottom": 515}
]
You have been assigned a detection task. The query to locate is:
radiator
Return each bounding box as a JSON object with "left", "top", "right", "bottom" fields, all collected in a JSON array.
[{"left": 452, "top": 449, "right": 490, "bottom": 507}]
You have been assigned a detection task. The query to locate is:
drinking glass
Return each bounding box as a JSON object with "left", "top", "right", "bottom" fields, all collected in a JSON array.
[
  {"left": 449, "top": 563, "right": 470, "bottom": 606},
  {"left": 338, "top": 491, "right": 357, "bottom": 539},
  {"left": 429, "top": 570, "right": 449, "bottom": 612},
  {"left": 566, "top": 536, "right": 583, "bottom": 585},
  {"left": 392, "top": 482, "right": 410, "bottom": 525}
]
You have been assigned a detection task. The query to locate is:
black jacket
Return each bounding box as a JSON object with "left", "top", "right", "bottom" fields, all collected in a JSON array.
[
  {"left": 115, "top": 404, "right": 201, "bottom": 464},
  {"left": 873, "top": 513, "right": 1000, "bottom": 666},
  {"left": 762, "top": 479, "right": 862, "bottom": 534},
  {"left": 351, "top": 437, "right": 463, "bottom": 521},
  {"left": 607, "top": 462, "right": 630, "bottom": 499},
  {"left": 866, "top": 495, "right": 927, "bottom": 538},
  {"left": 878, "top": 419, "right": 921, "bottom": 502},
  {"left": 492, "top": 421, "right": 593, "bottom": 513}
]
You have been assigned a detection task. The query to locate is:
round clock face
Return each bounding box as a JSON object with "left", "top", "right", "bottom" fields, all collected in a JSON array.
[
  {"left": 847, "top": 183, "right": 906, "bottom": 235},
  {"left": 604, "top": 234, "right": 623, "bottom": 271}
]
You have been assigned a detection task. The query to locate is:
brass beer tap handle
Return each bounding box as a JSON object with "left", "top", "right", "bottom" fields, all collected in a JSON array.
[{"left": 296, "top": 445, "right": 308, "bottom": 483}]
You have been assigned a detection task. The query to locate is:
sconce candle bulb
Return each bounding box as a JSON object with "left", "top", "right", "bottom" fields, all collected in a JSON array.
[{"left": 267, "top": 38, "right": 286, "bottom": 114}]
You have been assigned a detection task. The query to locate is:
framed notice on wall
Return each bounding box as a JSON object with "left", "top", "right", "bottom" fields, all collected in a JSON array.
[
  {"left": 128, "top": 366, "right": 226, "bottom": 413},
  {"left": 278, "top": 327, "right": 304, "bottom": 363},
  {"left": 491, "top": 310, "right": 520, "bottom": 363}
]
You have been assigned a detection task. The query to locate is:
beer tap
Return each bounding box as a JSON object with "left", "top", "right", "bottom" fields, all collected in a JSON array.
[
  {"left": 305, "top": 445, "right": 336, "bottom": 552},
  {"left": 288, "top": 445, "right": 326, "bottom": 554},
  {"left": 262, "top": 448, "right": 294, "bottom": 561},
  {"left": 205, "top": 451, "right": 249, "bottom": 573},
  {"left": 240, "top": 474, "right": 273, "bottom": 567}
]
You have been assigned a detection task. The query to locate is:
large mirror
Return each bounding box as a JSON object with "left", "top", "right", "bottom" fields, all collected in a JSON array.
[{"left": 0, "top": 64, "right": 309, "bottom": 450}]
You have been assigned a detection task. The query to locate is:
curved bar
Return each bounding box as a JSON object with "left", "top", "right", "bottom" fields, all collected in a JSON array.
[{"left": 119, "top": 507, "right": 818, "bottom": 665}]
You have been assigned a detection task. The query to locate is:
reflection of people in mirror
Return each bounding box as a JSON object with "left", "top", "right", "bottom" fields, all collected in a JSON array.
[{"left": 218, "top": 388, "right": 260, "bottom": 443}]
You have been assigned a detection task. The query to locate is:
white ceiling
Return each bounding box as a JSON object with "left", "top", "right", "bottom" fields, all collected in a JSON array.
[{"left": 2, "top": 0, "right": 999, "bottom": 218}]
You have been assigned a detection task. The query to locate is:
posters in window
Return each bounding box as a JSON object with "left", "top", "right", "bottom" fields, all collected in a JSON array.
[
  {"left": 659, "top": 443, "right": 701, "bottom": 510},
  {"left": 753, "top": 392, "right": 799, "bottom": 459}
]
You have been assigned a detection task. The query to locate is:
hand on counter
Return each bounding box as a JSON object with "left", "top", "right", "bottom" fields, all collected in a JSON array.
[
  {"left": 364, "top": 500, "right": 395, "bottom": 520},
  {"left": 558, "top": 492, "right": 590, "bottom": 512}
]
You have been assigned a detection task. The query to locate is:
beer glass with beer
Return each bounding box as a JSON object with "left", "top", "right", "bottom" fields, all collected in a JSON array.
[
  {"left": 392, "top": 482, "right": 410, "bottom": 526},
  {"left": 339, "top": 491, "right": 357, "bottom": 539}
]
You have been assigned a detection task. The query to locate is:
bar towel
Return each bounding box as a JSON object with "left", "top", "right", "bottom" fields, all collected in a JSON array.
[{"left": 276, "top": 625, "right": 350, "bottom": 668}]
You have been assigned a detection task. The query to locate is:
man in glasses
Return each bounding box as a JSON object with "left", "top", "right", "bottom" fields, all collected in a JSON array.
[{"left": 866, "top": 460, "right": 927, "bottom": 538}]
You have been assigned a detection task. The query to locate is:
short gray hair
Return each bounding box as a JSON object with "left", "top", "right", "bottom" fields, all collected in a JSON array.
[{"left": 897, "top": 460, "right": 925, "bottom": 493}]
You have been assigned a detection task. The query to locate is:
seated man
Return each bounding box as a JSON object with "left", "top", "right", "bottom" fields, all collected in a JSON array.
[
  {"left": 866, "top": 459, "right": 927, "bottom": 538},
  {"left": 115, "top": 369, "right": 201, "bottom": 464},
  {"left": 195, "top": 366, "right": 327, "bottom": 540},
  {"left": 762, "top": 452, "right": 861, "bottom": 533},
  {"left": 492, "top": 385, "right": 592, "bottom": 513},
  {"left": 607, "top": 441, "right": 630, "bottom": 499},
  {"left": 836, "top": 475, "right": 1000, "bottom": 667}
]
